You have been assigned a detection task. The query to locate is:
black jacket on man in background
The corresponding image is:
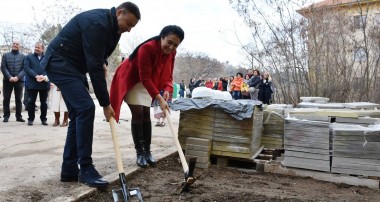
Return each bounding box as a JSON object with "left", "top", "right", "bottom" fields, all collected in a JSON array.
[{"left": 1, "top": 49, "right": 25, "bottom": 121}]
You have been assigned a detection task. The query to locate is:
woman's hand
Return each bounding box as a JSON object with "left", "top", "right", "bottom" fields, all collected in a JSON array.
[
  {"left": 156, "top": 94, "right": 170, "bottom": 114},
  {"left": 162, "top": 91, "right": 170, "bottom": 101}
]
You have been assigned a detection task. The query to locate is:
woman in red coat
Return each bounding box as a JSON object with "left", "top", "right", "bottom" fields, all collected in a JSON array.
[{"left": 110, "top": 25, "right": 185, "bottom": 168}]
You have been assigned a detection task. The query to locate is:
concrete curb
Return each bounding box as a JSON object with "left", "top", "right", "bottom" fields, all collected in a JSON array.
[{"left": 51, "top": 151, "right": 177, "bottom": 202}]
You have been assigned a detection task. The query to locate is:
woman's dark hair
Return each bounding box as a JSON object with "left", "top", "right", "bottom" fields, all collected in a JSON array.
[
  {"left": 236, "top": 72, "right": 243, "bottom": 77},
  {"left": 129, "top": 25, "right": 185, "bottom": 60},
  {"left": 253, "top": 69, "right": 261, "bottom": 76},
  {"left": 117, "top": 2, "right": 141, "bottom": 20}
]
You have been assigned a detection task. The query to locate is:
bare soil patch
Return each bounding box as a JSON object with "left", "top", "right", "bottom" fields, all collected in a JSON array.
[{"left": 77, "top": 153, "right": 380, "bottom": 202}]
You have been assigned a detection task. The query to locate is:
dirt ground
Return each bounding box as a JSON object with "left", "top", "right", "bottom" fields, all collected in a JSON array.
[{"left": 78, "top": 153, "right": 380, "bottom": 202}]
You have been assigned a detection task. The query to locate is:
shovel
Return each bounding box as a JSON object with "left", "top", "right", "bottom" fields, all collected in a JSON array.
[
  {"left": 109, "top": 117, "right": 143, "bottom": 202},
  {"left": 164, "top": 109, "right": 197, "bottom": 192}
]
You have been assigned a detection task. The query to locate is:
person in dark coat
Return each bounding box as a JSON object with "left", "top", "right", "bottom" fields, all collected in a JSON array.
[
  {"left": 188, "top": 78, "right": 196, "bottom": 97},
  {"left": 24, "top": 42, "right": 50, "bottom": 126},
  {"left": 179, "top": 80, "right": 186, "bottom": 98},
  {"left": 1, "top": 40, "right": 25, "bottom": 123},
  {"left": 41, "top": 2, "right": 141, "bottom": 188},
  {"left": 248, "top": 69, "right": 261, "bottom": 100},
  {"left": 194, "top": 77, "right": 202, "bottom": 88},
  {"left": 222, "top": 77, "right": 228, "bottom": 91},
  {"left": 258, "top": 71, "right": 274, "bottom": 105}
]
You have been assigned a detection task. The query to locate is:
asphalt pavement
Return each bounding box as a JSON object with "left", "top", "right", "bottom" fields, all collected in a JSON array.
[{"left": 0, "top": 94, "right": 179, "bottom": 201}]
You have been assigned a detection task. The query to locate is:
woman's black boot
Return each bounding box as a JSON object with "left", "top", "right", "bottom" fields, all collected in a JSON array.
[
  {"left": 131, "top": 123, "right": 147, "bottom": 168},
  {"left": 143, "top": 121, "right": 156, "bottom": 166}
]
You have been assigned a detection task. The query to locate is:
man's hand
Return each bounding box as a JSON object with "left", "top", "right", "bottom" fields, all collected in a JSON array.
[
  {"left": 9, "top": 77, "right": 20, "bottom": 82},
  {"left": 36, "top": 75, "right": 46, "bottom": 82},
  {"left": 103, "top": 63, "right": 108, "bottom": 79},
  {"left": 103, "top": 105, "right": 115, "bottom": 122}
]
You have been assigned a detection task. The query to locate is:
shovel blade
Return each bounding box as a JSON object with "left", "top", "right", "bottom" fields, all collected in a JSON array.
[
  {"left": 112, "top": 189, "right": 125, "bottom": 202},
  {"left": 180, "top": 157, "right": 197, "bottom": 193},
  {"left": 113, "top": 173, "right": 143, "bottom": 202},
  {"left": 112, "top": 188, "right": 143, "bottom": 202},
  {"left": 129, "top": 187, "right": 143, "bottom": 202}
]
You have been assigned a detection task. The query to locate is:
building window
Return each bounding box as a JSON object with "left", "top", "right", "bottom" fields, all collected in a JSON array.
[
  {"left": 353, "top": 15, "right": 367, "bottom": 30},
  {"left": 353, "top": 47, "right": 367, "bottom": 62}
]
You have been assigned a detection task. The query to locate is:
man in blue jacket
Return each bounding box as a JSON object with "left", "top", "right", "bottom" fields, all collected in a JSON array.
[
  {"left": 24, "top": 42, "right": 50, "bottom": 126},
  {"left": 41, "top": 2, "right": 140, "bottom": 188}
]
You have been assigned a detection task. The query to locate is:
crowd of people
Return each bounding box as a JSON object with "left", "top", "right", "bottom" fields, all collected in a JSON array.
[
  {"left": 186, "top": 69, "right": 274, "bottom": 104},
  {"left": 1, "top": 40, "right": 69, "bottom": 126}
]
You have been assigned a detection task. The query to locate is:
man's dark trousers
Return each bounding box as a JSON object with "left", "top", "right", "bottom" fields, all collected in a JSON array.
[
  {"left": 27, "top": 89, "right": 48, "bottom": 122},
  {"left": 46, "top": 71, "right": 95, "bottom": 173},
  {"left": 2, "top": 80, "right": 24, "bottom": 119}
]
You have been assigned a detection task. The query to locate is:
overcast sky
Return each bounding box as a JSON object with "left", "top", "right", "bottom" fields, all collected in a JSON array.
[{"left": 0, "top": 0, "right": 316, "bottom": 66}]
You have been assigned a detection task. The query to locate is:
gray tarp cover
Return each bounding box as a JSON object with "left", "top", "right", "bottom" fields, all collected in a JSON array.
[{"left": 170, "top": 98, "right": 262, "bottom": 120}]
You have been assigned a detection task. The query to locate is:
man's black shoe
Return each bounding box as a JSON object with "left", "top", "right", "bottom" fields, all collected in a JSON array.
[
  {"left": 42, "top": 121, "right": 48, "bottom": 125},
  {"left": 27, "top": 121, "right": 33, "bottom": 126},
  {"left": 3, "top": 118, "right": 9, "bottom": 123},
  {"left": 79, "top": 165, "right": 109, "bottom": 188},
  {"left": 60, "top": 172, "right": 79, "bottom": 182},
  {"left": 16, "top": 118, "right": 25, "bottom": 122}
]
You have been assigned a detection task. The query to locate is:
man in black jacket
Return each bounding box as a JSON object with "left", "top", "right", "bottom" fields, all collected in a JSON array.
[
  {"left": 24, "top": 42, "right": 50, "bottom": 126},
  {"left": 41, "top": 2, "right": 140, "bottom": 188},
  {"left": 1, "top": 40, "right": 25, "bottom": 123}
]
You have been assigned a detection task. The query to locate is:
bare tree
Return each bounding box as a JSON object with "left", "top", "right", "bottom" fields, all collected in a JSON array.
[
  {"left": 31, "top": 0, "right": 82, "bottom": 45},
  {"left": 0, "top": 22, "right": 35, "bottom": 54},
  {"left": 173, "top": 51, "right": 227, "bottom": 85},
  {"left": 229, "top": 0, "right": 380, "bottom": 104},
  {"left": 230, "top": 0, "right": 310, "bottom": 104}
]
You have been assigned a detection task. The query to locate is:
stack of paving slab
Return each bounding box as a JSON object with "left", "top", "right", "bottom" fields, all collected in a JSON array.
[
  {"left": 178, "top": 106, "right": 263, "bottom": 160},
  {"left": 178, "top": 108, "right": 214, "bottom": 148},
  {"left": 185, "top": 137, "right": 212, "bottom": 169},
  {"left": 261, "top": 104, "right": 292, "bottom": 149},
  {"left": 334, "top": 117, "right": 380, "bottom": 126},
  {"left": 282, "top": 118, "right": 331, "bottom": 172},
  {"left": 300, "top": 97, "right": 330, "bottom": 103},
  {"left": 297, "top": 97, "right": 380, "bottom": 110},
  {"left": 211, "top": 107, "right": 263, "bottom": 159},
  {"left": 283, "top": 99, "right": 380, "bottom": 175},
  {"left": 298, "top": 97, "right": 344, "bottom": 109},
  {"left": 331, "top": 123, "right": 380, "bottom": 177}
]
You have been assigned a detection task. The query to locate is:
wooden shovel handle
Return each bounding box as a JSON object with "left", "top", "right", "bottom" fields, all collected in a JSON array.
[
  {"left": 165, "top": 109, "right": 189, "bottom": 173},
  {"left": 109, "top": 117, "right": 125, "bottom": 173}
]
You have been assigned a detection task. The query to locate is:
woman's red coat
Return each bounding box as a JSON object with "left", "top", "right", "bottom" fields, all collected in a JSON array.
[{"left": 110, "top": 39, "right": 175, "bottom": 122}]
